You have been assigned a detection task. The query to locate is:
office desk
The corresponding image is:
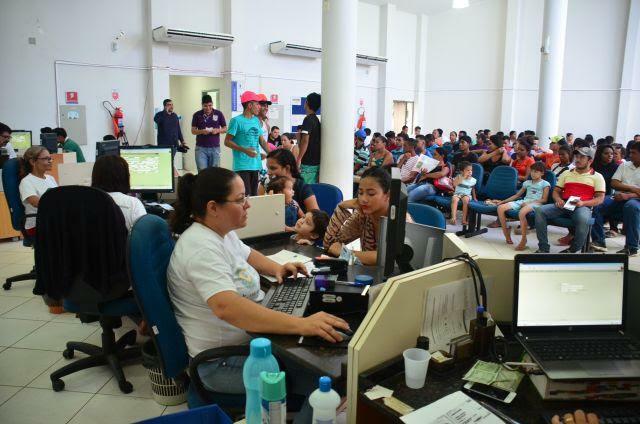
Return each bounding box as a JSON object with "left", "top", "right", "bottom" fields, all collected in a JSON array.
[{"left": 244, "top": 232, "right": 382, "bottom": 389}]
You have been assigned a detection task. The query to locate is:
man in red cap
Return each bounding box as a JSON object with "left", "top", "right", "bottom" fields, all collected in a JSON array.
[
  {"left": 256, "top": 94, "right": 273, "bottom": 179},
  {"left": 224, "top": 91, "right": 271, "bottom": 196}
]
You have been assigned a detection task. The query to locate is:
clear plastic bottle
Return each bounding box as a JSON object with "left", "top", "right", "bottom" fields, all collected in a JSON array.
[
  {"left": 309, "top": 376, "right": 341, "bottom": 424},
  {"left": 242, "top": 338, "right": 279, "bottom": 424}
]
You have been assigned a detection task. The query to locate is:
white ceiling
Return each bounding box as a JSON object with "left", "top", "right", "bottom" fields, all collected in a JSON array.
[{"left": 361, "top": 0, "right": 472, "bottom": 15}]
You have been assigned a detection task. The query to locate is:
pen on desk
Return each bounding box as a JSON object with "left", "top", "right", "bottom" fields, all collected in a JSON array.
[{"left": 476, "top": 399, "right": 521, "bottom": 424}]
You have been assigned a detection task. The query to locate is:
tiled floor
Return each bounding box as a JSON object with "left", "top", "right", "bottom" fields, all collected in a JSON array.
[
  {"left": 0, "top": 240, "right": 188, "bottom": 424},
  {"left": 0, "top": 220, "right": 637, "bottom": 423}
]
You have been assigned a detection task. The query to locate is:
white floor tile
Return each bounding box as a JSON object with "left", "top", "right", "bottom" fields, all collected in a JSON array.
[
  {"left": 0, "top": 318, "right": 45, "bottom": 346},
  {"left": 69, "top": 394, "right": 165, "bottom": 424},
  {"left": 2, "top": 297, "right": 53, "bottom": 321},
  {"left": 0, "top": 282, "right": 37, "bottom": 298},
  {"left": 0, "top": 296, "right": 30, "bottom": 315},
  {"left": 99, "top": 363, "right": 152, "bottom": 399},
  {"left": 14, "top": 321, "right": 97, "bottom": 351},
  {"left": 0, "top": 253, "right": 25, "bottom": 265},
  {"left": 0, "top": 385, "right": 20, "bottom": 406},
  {"left": 0, "top": 264, "right": 33, "bottom": 280},
  {"left": 0, "top": 348, "right": 61, "bottom": 386},
  {"left": 28, "top": 354, "right": 113, "bottom": 394},
  {"left": 0, "top": 387, "right": 92, "bottom": 424},
  {"left": 162, "top": 402, "right": 188, "bottom": 415}
]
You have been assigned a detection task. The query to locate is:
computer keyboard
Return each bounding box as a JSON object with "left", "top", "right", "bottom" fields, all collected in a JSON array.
[
  {"left": 542, "top": 406, "right": 640, "bottom": 423},
  {"left": 528, "top": 338, "right": 640, "bottom": 361},
  {"left": 264, "top": 277, "right": 313, "bottom": 316}
]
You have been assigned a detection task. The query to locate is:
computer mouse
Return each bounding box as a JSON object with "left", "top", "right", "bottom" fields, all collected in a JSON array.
[{"left": 335, "top": 330, "right": 352, "bottom": 342}]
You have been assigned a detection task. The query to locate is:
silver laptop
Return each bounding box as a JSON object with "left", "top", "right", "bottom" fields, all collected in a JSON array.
[
  {"left": 235, "top": 194, "right": 285, "bottom": 239},
  {"left": 513, "top": 254, "right": 640, "bottom": 380}
]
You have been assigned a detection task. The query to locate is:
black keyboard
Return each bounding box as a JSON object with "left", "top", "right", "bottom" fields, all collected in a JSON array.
[
  {"left": 543, "top": 406, "right": 640, "bottom": 423},
  {"left": 264, "top": 277, "right": 313, "bottom": 316},
  {"left": 528, "top": 338, "right": 640, "bottom": 361}
]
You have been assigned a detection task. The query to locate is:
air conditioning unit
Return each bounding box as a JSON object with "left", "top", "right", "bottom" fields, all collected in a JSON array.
[
  {"left": 152, "top": 26, "right": 234, "bottom": 49},
  {"left": 269, "top": 41, "right": 322, "bottom": 59},
  {"left": 356, "top": 53, "right": 388, "bottom": 66}
]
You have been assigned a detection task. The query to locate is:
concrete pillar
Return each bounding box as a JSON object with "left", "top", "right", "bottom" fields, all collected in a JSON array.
[
  {"left": 320, "top": 0, "right": 357, "bottom": 197},
  {"left": 535, "top": 0, "right": 568, "bottom": 148},
  {"left": 377, "top": 4, "right": 395, "bottom": 133},
  {"left": 499, "top": 0, "right": 522, "bottom": 132},
  {"left": 148, "top": 0, "right": 170, "bottom": 147},
  {"left": 413, "top": 14, "right": 429, "bottom": 130},
  {"left": 615, "top": 0, "right": 640, "bottom": 143}
]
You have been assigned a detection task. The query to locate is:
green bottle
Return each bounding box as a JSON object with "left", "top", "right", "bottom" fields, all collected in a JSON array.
[{"left": 260, "top": 371, "right": 286, "bottom": 424}]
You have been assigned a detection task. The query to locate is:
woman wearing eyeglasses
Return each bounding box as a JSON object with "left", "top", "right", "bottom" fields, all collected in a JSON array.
[
  {"left": 18, "top": 146, "right": 57, "bottom": 237},
  {"left": 167, "top": 168, "right": 348, "bottom": 413}
]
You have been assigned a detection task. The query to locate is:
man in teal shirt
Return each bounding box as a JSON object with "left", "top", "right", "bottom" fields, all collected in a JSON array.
[
  {"left": 54, "top": 127, "right": 85, "bottom": 162},
  {"left": 224, "top": 91, "right": 270, "bottom": 196}
]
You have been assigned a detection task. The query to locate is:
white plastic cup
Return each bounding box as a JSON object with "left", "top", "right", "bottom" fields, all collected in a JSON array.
[{"left": 403, "top": 348, "right": 431, "bottom": 389}]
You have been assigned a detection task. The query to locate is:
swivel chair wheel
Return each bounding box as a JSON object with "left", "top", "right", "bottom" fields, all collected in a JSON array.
[
  {"left": 62, "top": 348, "right": 74, "bottom": 359},
  {"left": 2, "top": 282, "right": 11, "bottom": 291},
  {"left": 118, "top": 381, "right": 133, "bottom": 394},
  {"left": 52, "top": 379, "right": 65, "bottom": 392}
]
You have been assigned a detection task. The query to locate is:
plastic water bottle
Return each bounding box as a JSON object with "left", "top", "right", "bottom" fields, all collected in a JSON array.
[
  {"left": 309, "top": 376, "right": 341, "bottom": 424},
  {"left": 242, "top": 338, "right": 279, "bottom": 424},
  {"left": 260, "top": 371, "right": 286, "bottom": 424}
]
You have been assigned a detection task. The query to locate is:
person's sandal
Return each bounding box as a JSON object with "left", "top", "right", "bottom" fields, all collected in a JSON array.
[{"left": 48, "top": 305, "right": 65, "bottom": 314}]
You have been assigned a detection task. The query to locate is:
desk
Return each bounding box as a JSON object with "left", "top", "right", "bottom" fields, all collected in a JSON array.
[{"left": 244, "top": 231, "right": 382, "bottom": 390}]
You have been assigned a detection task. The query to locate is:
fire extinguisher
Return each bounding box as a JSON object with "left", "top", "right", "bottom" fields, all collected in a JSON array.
[{"left": 102, "top": 101, "right": 129, "bottom": 145}]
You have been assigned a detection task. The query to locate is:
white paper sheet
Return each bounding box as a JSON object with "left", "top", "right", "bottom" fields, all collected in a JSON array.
[
  {"left": 261, "top": 250, "right": 314, "bottom": 283},
  {"left": 421, "top": 278, "right": 478, "bottom": 353},
  {"left": 413, "top": 155, "right": 441, "bottom": 173},
  {"left": 400, "top": 391, "right": 503, "bottom": 424}
]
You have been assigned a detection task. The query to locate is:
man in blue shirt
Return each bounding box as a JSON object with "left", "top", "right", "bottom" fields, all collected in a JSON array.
[
  {"left": 224, "top": 91, "right": 270, "bottom": 196},
  {"left": 154, "top": 99, "right": 185, "bottom": 151}
]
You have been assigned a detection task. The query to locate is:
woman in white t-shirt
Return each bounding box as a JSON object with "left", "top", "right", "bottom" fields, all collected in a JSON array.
[
  {"left": 90, "top": 155, "right": 146, "bottom": 231},
  {"left": 167, "top": 167, "right": 348, "bottom": 400},
  {"left": 18, "top": 146, "right": 58, "bottom": 236}
]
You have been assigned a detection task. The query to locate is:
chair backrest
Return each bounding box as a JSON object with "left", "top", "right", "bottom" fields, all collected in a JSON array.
[
  {"left": 543, "top": 170, "right": 557, "bottom": 204},
  {"left": 407, "top": 202, "right": 446, "bottom": 229},
  {"left": 471, "top": 162, "right": 484, "bottom": 194},
  {"left": 309, "top": 183, "right": 343, "bottom": 215},
  {"left": 1, "top": 158, "right": 25, "bottom": 232},
  {"left": 484, "top": 166, "right": 518, "bottom": 200},
  {"left": 128, "top": 214, "right": 188, "bottom": 379}
]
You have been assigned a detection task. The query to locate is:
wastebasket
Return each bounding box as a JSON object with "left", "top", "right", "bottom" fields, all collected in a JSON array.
[{"left": 142, "top": 340, "right": 188, "bottom": 406}]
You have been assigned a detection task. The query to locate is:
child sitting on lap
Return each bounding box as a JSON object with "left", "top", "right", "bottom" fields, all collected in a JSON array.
[
  {"left": 496, "top": 161, "right": 550, "bottom": 250},
  {"left": 291, "top": 209, "right": 330, "bottom": 245},
  {"left": 450, "top": 161, "right": 476, "bottom": 226},
  {"left": 266, "top": 176, "right": 304, "bottom": 228}
]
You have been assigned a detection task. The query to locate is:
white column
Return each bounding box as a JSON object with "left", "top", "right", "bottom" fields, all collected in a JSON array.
[
  {"left": 615, "top": 0, "right": 640, "bottom": 142},
  {"left": 320, "top": 0, "right": 357, "bottom": 197},
  {"left": 535, "top": 0, "right": 568, "bottom": 148},
  {"left": 148, "top": 0, "right": 170, "bottom": 147},
  {"left": 376, "top": 4, "right": 395, "bottom": 133},
  {"left": 413, "top": 14, "right": 429, "bottom": 130},
  {"left": 499, "top": 0, "right": 522, "bottom": 132}
]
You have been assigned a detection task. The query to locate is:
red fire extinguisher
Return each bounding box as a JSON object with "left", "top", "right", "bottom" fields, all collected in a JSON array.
[{"left": 113, "top": 107, "right": 124, "bottom": 138}]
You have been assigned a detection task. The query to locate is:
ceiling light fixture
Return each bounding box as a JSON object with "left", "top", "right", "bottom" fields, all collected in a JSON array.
[{"left": 453, "top": 0, "right": 469, "bottom": 9}]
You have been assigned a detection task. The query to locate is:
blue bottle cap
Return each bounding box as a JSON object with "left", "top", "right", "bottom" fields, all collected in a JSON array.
[
  {"left": 250, "top": 338, "right": 272, "bottom": 358},
  {"left": 319, "top": 376, "right": 332, "bottom": 392},
  {"left": 355, "top": 275, "right": 374, "bottom": 286},
  {"left": 476, "top": 305, "right": 485, "bottom": 314}
]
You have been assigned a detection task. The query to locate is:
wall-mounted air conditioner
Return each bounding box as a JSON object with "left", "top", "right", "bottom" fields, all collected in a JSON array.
[
  {"left": 152, "top": 26, "right": 234, "bottom": 49},
  {"left": 269, "top": 41, "right": 322, "bottom": 59},
  {"left": 356, "top": 54, "right": 388, "bottom": 66}
]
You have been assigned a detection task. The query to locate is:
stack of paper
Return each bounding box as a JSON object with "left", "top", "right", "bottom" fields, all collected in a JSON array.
[
  {"left": 400, "top": 391, "right": 503, "bottom": 424},
  {"left": 262, "top": 250, "right": 314, "bottom": 283}
]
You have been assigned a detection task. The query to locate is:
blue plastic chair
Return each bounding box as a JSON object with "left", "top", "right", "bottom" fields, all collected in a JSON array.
[
  {"left": 407, "top": 203, "right": 446, "bottom": 229},
  {"left": 505, "top": 170, "right": 557, "bottom": 223},
  {"left": 1, "top": 158, "right": 37, "bottom": 290},
  {"left": 309, "top": 183, "right": 343, "bottom": 215},
  {"left": 136, "top": 404, "right": 232, "bottom": 424},
  {"left": 128, "top": 215, "right": 248, "bottom": 411}
]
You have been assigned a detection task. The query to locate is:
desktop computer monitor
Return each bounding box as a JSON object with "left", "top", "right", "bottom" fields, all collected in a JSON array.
[
  {"left": 379, "top": 167, "right": 410, "bottom": 276},
  {"left": 10, "top": 130, "right": 32, "bottom": 150},
  {"left": 96, "top": 140, "right": 120, "bottom": 158},
  {"left": 40, "top": 133, "right": 58, "bottom": 154},
  {"left": 119, "top": 146, "right": 174, "bottom": 193}
]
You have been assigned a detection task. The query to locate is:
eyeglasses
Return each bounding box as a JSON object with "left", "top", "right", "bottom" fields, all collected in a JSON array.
[
  {"left": 223, "top": 196, "right": 249, "bottom": 205},
  {"left": 37, "top": 157, "right": 53, "bottom": 162}
]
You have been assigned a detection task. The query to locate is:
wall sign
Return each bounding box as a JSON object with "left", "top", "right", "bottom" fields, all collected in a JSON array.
[{"left": 65, "top": 91, "right": 78, "bottom": 104}]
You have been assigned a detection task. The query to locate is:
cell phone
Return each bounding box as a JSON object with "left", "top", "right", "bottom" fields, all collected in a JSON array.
[{"left": 463, "top": 382, "right": 516, "bottom": 404}]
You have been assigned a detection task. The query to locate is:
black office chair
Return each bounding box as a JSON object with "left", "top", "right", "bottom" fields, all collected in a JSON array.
[
  {"left": 1, "top": 158, "right": 37, "bottom": 290},
  {"left": 33, "top": 186, "right": 142, "bottom": 393}
]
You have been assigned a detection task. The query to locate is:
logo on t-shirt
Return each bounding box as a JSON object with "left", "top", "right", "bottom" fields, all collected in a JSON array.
[
  {"left": 213, "top": 115, "right": 219, "bottom": 122},
  {"left": 248, "top": 127, "right": 260, "bottom": 138}
]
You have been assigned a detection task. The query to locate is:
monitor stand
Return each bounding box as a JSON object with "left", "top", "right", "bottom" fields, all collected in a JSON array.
[
  {"left": 395, "top": 243, "right": 414, "bottom": 275},
  {"left": 140, "top": 193, "right": 159, "bottom": 203}
]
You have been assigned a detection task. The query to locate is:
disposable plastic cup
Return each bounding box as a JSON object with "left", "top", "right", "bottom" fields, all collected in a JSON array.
[{"left": 403, "top": 348, "right": 431, "bottom": 389}]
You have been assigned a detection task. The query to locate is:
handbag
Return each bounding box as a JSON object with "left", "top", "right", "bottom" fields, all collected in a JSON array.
[{"left": 434, "top": 176, "right": 454, "bottom": 193}]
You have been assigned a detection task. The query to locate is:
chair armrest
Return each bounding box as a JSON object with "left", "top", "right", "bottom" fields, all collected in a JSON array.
[{"left": 189, "top": 345, "right": 250, "bottom": 404}]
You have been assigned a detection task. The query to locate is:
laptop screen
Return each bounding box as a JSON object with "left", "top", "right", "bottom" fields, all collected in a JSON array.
[{"left": 517, "top": 261, "right": 625, "bottom": 327}]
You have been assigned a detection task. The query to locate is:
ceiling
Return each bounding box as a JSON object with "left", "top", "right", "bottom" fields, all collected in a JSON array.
[{"left": 361, "top": 0, "right": 473, "bottom": 15}]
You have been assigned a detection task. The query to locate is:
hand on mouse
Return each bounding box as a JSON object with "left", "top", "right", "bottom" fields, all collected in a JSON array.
[
  {"left": 551, "top": 410, "right": 598, "bottom": 424},
  {"left": 298, "top": 312, "right": 350, "bottom": 343}
]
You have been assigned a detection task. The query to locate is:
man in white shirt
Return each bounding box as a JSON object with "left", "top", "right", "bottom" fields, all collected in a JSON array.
[
  {"left": 0, "top": 123, "right": 17, "bottom": 159},
  {"left": 398, "top": 138, "right": 420, "bottom": 183}
]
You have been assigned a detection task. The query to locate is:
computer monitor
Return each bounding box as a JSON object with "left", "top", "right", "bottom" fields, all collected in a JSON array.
[
  {"left": 10, "top": 130, "right": 32, "bottom": 150},
  {"left": 96, "top": 140, "right": 120, "bottom": 158},
  {"left": 40, "top": 133, "right": 58, "bottom": 154},
  {"left": 379, "top": 167, "right": 411, "bottom": 276},
  {"left": 119, "top": 146, "right": 174, "bottom": 193}
]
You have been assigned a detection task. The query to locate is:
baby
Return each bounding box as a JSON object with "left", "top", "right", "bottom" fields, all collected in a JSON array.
[
  {"left": 291, "top": 209, "right": 330, "bottom": 245},
  {"left": 266, "top": 176, "right": 304, "bottom": 228},
  {"left": 450, "top": 161, "right": 477, "bottom": 225}
]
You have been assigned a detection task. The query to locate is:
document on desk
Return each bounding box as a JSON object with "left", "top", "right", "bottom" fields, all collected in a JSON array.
[
  {"left": 400, "top": 391, "right": 503, "bottom": 424},
  {"left": 262, "top": 250, "right": 314, "bottom": 283},
  {"left": 421, "top": 278, "right": 477, "bottom": 352}
]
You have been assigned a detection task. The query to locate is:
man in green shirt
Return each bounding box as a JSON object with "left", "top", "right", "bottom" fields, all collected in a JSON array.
[{"left": 54, "top": 127, "right": 85, "bottom": 162}]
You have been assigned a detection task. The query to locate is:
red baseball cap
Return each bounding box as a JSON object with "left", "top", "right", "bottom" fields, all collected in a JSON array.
[
  {"left": 257, "top": 94, "right": 272, "bottom": 105},
  {"left": 240, "top": 91, "right": 260, "bottom": 104}
]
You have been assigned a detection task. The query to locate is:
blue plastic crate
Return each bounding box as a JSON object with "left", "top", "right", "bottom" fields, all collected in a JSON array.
[{"left": 136, "top": 404, "right": 232, "bottom": 424}]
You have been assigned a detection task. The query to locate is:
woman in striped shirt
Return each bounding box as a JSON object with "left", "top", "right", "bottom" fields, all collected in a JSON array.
[{"left": 323, "top": 167, "right": 391, "bottom": 265}]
